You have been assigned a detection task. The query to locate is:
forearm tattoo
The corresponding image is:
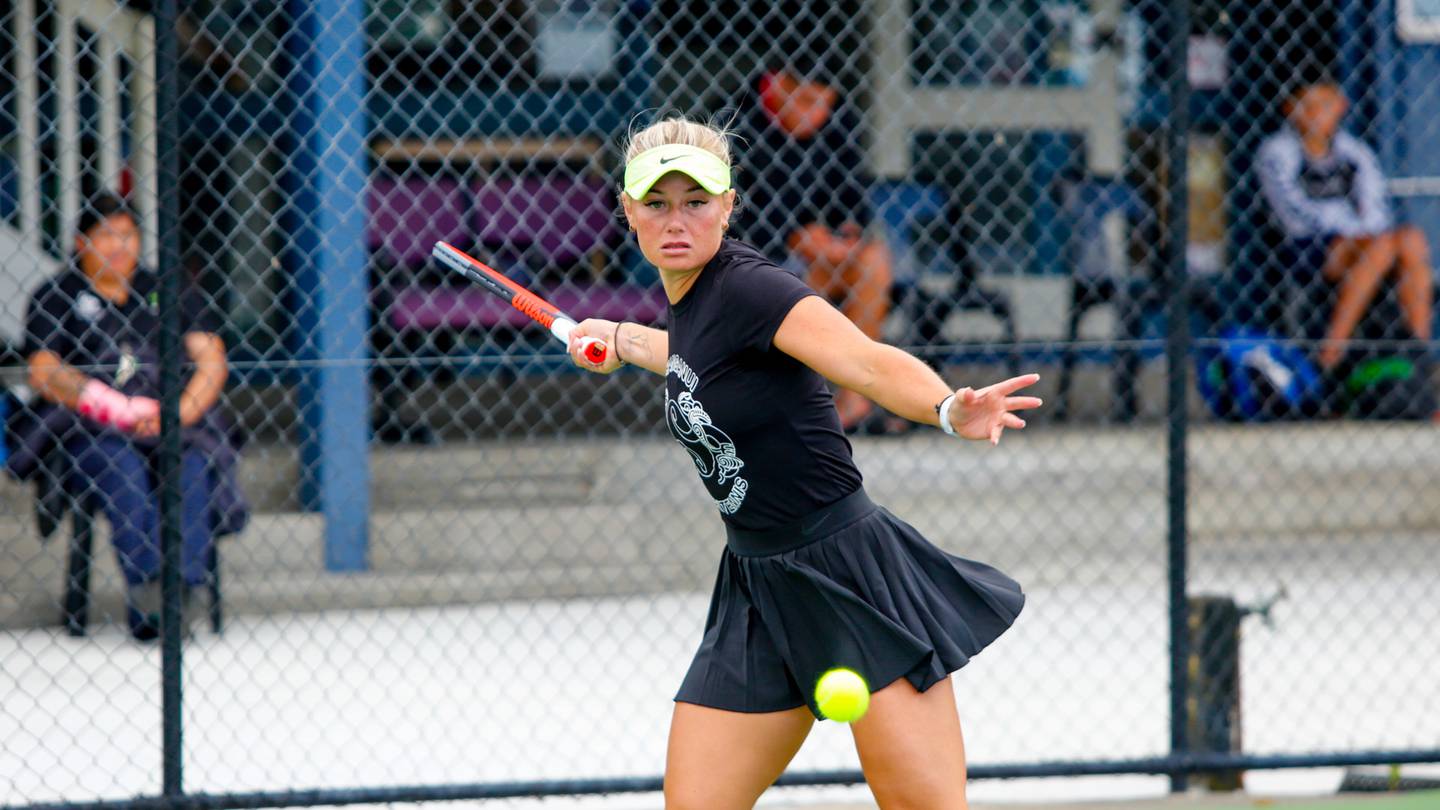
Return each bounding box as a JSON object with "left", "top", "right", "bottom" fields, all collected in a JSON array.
[{"left": 624, "top": 329, "right": 651, "bottom": 367}]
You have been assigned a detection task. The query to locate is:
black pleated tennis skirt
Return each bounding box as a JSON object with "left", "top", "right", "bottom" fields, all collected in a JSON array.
[{"left": 675, "top": 488, "right": 1025, "bottom": 719}]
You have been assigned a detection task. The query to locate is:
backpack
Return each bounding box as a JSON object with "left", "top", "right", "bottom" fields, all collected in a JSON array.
[{"left": 1196, "top": 328, "right": 1325, "bottom": 421}]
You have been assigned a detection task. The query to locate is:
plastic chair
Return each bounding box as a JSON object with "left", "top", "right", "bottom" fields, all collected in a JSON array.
[
  {"left": 868, "top": 181, "right": 1019, "bottom": 373},
  {"left": 1052, "top": 177, "right": 1154, "bottom": 421},
  {"left": 41, "top": 456, "right": 224, "bottom": 637}
]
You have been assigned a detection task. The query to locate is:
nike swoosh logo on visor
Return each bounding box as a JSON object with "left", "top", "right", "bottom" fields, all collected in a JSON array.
[{"left": 658, "top": 155, "right": 683, "bottom": 164}]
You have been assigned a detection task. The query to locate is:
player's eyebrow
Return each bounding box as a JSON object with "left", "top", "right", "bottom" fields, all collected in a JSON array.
[{"left": 644, "top": 185, "right": 706, "bottom": 196}]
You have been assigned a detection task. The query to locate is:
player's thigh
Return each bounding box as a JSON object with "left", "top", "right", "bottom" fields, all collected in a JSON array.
[
  {"left": 665, "top": 701, "right": 814, "bottom": 810},
  {"left": 1355, "top": 232, "right": 1399, "bottom": 271},
  {"left": 1323, "top": 236, "right": 1359, "bottom": 283},
  {"left": 1396, "top": 225, "right": 1431, "bottom": 265},
  {"left": 851, "top": 240, "right": 895, "bottom": 289},
  {"left": 850, "top": 676, "right": 968, "bottom": 810}
]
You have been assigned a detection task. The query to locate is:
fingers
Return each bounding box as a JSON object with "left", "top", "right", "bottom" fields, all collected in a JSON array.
[
  {"left": 981, "top": 373, "right": 1042, "bottom": 398},
  {"left": 577, "top": 337, "right": 609, "bottom": 365},
  {"left": 566, "top": 318, "right": 599, "bottom": 342},
  {"left": 989, "top": 413, "right": 1027, "bottom": 446},
  {"left": 567, "top": 319, "right": 619, "bottom": 372},
  {"left": 1004, "top": 396, "right": 1044, "bottom": 411},
  {"left": 568, "top": 337, "right": 606, "bottom": 369}
]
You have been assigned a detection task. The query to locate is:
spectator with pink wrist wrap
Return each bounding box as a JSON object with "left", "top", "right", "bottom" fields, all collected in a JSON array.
[
  {"left": 21, "top": 193, "right": 231, "bottom": 641},
  {"left": 75, "top": 380, "right": 159, "bottom": 431}
]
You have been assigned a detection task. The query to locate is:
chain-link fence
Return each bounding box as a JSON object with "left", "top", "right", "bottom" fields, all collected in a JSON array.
[{"left": 3, "top": 0, "right": 1439, "bottom": 807}]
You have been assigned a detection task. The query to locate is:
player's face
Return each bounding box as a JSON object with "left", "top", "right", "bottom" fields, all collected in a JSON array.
[
  {"left": 76, "top": 213, "right": 141, "bottom": 285},
  {"left": 623, "top": 171, "right": 735, "bottom": 273}
]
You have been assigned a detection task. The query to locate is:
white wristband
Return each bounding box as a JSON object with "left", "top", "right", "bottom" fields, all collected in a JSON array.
[{"left": 936, "top": 393, "right": 958, "bottom": 437}]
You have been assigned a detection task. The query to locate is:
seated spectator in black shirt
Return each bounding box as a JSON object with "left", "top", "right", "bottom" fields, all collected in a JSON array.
[
  {"left": 1257, "top": 79, "right": 1434, "bottom": 370},
  {"left": 22, "top": 193, "right": 230, "bottom": 641},
  {"left": 738, "top": 64, "right": 894, "bottom": 432}
]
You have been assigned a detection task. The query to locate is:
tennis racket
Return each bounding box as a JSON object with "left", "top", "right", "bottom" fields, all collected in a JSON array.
[{"left": 431, "top": 241, "right": 608, "bottom": 365}]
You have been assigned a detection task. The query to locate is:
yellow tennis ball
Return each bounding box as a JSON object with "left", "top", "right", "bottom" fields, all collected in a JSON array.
[{"left": 814, "top": 668, "right": 870, "bottom": 723}]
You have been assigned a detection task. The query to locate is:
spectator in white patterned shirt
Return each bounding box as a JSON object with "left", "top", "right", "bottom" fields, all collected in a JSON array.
[{"left": 1257, "top": 79, "right": 1433, "bottom": 369}]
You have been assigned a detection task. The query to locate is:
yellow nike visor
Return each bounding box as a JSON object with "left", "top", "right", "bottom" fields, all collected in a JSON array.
[{"left": 622, "top": 144, "right": 732, "bottom": 200}]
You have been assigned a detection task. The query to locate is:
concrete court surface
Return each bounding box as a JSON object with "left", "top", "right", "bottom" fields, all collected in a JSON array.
[
  {"left": 3, "top": 422, "right": 1437, "bottom": 809},
  {"left": 794, "top": 789, "right": 1440, "bottom": 810}
]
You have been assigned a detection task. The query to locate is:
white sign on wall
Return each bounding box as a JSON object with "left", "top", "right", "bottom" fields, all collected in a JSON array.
[
  {"left": 1187, "top": 34, "right": 1228, "bottom": 90},
  {"left": 1399, "top": 0, "right": 1440, "bottom": 42},
  {"left": 537, "top": 8, "right": 615, "bottom": 80}
]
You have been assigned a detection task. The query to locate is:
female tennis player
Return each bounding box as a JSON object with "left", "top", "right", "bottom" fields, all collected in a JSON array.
[{"left": 568, "top": 117, "right": 1039, "bottom": 809}]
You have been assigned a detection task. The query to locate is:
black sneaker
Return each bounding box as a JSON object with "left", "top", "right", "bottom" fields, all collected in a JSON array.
[
  {"left": 125, "top": 581, "right": 194, "bottom": 641},
  {"left": 127, "top": 606, "right": 161, "bottom": 642}
]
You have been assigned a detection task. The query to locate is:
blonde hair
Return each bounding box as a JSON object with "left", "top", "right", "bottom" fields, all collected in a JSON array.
[{"left": 622, "top": 114, "right": 736, "bottom": 167}]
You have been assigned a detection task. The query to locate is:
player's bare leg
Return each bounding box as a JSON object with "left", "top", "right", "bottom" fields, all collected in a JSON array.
[
  {"left": 1322, "top": 233, "right": 1398, "bottom": 368},
  {"left": 840, "top": 241, "right": 900, "bottom": 431},
  {"left": 1395, "top": 225, "right": 1434, "bottom": 340},
  {"left": 811, "top": 240, "right": 895, "bottom": 429},
  {"left": 1321, "top": 234, "right": 1358, "bottom": 284},
  {"left": 664, "top": 702, "right": 813, "bottom": 810},
  {"left": 839, "top": 240, "right": 894, "bottom": 344},
  {"left": 808, "top": 254, "right": 870, "bottom": 428},
  {"left": 851, "top": 676, "right": 969, "bottom": 809}
]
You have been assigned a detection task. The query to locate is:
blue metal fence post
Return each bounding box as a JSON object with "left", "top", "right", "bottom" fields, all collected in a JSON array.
[{"left": 284, "top": 0, "right": 371, "bottom": 571}]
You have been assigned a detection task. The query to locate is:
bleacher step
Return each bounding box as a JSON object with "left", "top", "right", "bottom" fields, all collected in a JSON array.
[{"left": 3, "top": 423, "right": 1437, "bottom": 629}]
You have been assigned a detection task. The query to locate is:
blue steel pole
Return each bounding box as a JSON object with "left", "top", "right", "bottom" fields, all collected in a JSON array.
[{"left": 284, "top": 0, "right": 372, "bottom": 571}]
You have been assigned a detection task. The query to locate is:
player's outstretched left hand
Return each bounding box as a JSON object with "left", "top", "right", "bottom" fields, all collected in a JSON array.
[{"left": 947, "top": 373, "right": 1043, "bottom": 445}]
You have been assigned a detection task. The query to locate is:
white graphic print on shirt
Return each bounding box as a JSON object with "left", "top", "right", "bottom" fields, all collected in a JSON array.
[{"left": 666, "top": 354, "right": 749, "bottom": 514}]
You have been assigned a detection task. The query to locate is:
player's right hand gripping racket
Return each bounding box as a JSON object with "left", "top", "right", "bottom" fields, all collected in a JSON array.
[{"left": 431, "top": 241, "right": 608, "bottom": 365}]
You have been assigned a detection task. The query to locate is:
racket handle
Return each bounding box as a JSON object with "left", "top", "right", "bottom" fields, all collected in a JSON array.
[{"left": 578, "top": 337, "right": 609, "bottom": 365}]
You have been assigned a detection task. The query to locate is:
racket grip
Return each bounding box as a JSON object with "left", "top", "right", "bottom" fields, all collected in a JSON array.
[{"left": 579, "top": 337, "right": 609, "bottom": 365}]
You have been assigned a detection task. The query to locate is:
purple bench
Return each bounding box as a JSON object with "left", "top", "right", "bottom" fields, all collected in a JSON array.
[
  {"left": 366, "top": 175, "right": 467, "bottom": 266},
  {"left": 368, "top": 174, "right": 662, "bottom": 339},
  {"left": 388, "top": 283, "right": 669, "bottom": 333},
  {"left": 473, "top": 175, "right": 618, "bottom": 268}
]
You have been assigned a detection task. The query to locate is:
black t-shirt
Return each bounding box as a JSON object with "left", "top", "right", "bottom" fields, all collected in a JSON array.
[
  {"left": 1299, "top": 155, "right": 1359, "bottom": 204},
  {"left": 22, "top": 266, "right": 217, "bottom": 399},
  {"left": 665, "top": 239, "right": 863, "bottom": 530}
]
